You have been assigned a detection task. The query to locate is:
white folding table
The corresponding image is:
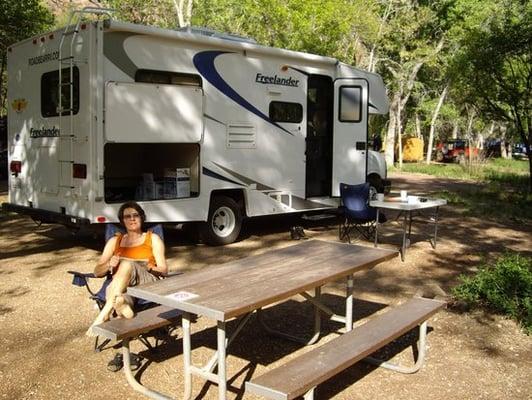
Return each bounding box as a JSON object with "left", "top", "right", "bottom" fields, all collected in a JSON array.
[{"left": 370, "top": 197, "right": 446, "bottom": 261}]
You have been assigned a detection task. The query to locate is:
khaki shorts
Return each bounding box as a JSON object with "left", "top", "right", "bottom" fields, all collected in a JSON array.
[{"left": 122, "top": 260, "right": 159, "bottom": 307}]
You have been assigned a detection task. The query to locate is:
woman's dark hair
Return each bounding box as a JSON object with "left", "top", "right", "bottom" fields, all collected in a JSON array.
[{"left": 117, "top": 201, "right": 146, "bottom": 227}]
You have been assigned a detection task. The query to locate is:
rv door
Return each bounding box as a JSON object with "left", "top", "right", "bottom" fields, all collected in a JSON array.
[{"left": 331, "top": 79, "right": 368, "bottom": 196}]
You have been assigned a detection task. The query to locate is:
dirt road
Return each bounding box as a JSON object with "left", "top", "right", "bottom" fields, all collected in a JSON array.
[{"left": 0, "top": 173, "right": 530, "bottom": 400}]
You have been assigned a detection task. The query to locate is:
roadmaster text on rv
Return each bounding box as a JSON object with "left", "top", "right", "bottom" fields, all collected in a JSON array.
[{"left": 3, "top": 9, "right": 390, "bottom": 245}]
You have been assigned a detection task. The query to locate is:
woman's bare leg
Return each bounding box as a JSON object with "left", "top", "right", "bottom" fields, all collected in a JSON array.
[
  {"left": 86, "top": 261, "right": 134, "bottom": 336},
  {"left": 114, "top": 295, "right": 134, "bottom": 319}
]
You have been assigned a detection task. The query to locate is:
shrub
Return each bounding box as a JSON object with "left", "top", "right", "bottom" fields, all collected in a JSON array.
[{"left": 452, "top": 253, "right": 532, "bottom": 334}]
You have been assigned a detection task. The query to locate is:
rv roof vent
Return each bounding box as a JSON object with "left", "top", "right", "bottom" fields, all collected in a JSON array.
[{"left": 177, "top": 26, "right": 257, "bottom": 44}]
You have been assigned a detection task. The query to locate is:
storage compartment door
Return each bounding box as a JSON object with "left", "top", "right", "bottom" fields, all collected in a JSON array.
[
  {"left": 105, "top": 82, "right": 203, "bottom": 143},
  {"left": 331, "top": 79, "right": 368, "bottom": 196}
]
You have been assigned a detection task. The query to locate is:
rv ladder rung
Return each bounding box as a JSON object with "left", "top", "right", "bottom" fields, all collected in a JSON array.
[
  {"left": 60, "top": 58, "right": 86, "bottom": 65},
  {"left": 59, "top": 56, "right": 74, "bottom": 61},
  {"left": 59, "top": 134, "right": 75, "bottom": 138},
  {"left": 60, "top": 82, "right": 74, "bottom": 87},
  {"left": 57, "top": 108, "right": 75, "bottom": 113},
  {"left": 62, "top": 30, "right": 79, "bottom": 36}
]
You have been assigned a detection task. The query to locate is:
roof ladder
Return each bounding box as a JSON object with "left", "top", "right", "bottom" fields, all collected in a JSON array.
[{"left": 57, "top": 7, "right": 113, "bottom": 190}]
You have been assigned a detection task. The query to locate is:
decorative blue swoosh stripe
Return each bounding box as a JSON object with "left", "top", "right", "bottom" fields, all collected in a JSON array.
[
  {"left": 193, "top": 50, "right": 294, "bottom": 136},
  {"left": 203, "top": 167, "right": 245, "bottom": 187}
]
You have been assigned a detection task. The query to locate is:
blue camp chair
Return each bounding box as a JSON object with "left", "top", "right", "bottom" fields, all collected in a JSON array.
[
  {"left": 68, "top": 223, "right": 168, "bottom": 353},
  {"left": 338, "top": 182, "right": 386, "bottom": 243}
]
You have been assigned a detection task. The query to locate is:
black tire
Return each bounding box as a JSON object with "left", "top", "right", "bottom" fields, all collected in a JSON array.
[
  {"left": 200, "top": 196, "right": 242, "bottom": 246},
  {"left": 367, "top": 174, "right": 384, "bottom": 195}
]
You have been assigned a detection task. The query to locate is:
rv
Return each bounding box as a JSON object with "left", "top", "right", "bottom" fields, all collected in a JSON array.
[{"left": 3, "top": 9, "right": 390, "bottom": 245}]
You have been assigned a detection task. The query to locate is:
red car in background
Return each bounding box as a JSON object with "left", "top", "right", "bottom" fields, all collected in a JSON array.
[{"left": 435, "top": 139, "right": 479, "bottom": 163}]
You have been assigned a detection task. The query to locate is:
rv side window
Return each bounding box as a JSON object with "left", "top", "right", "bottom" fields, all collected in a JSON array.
[
  {"left": 41, "top": 67, "right": 80, "bottom": 118},
  {"left": 269, "top": 101, "right": 303, "bottom": 123},
  {"left": 135, "top": 70, "right": 202, "bottom": 87},
  {"left": 338, "top": 86, "right": 362, "bottom": 122}
]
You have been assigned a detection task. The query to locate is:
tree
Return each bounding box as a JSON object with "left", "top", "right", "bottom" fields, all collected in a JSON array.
[
  {"left": 0, "top": 0, "right": 54, "bottom": 114},
  {"left": 101, "top": 0, "right": 190, "bottom": 28},
  {"left": 371, "top": 1, "right": 445, "bottom": 167},
  {"left": 192, "top": 0, "right": 379, "bottom": 64},
  {"left": 451, "top": 0, "right": 531, "bottom": 188}
]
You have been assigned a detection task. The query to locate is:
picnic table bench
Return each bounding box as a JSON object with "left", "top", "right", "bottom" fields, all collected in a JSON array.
[
  {"left": 246, "top": 297, "right": 446, "bottom": 400},
  {"left": 92, "top": 305, "right": 182, "bottom": 400}
]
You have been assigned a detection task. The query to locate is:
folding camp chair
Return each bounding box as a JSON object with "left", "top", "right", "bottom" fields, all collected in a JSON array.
[
  {"left": 68, "top": 223, "right": 175, "bottom": 353},
  {"left": 338, "top": 182, "right": 386, "bottom": 243}
]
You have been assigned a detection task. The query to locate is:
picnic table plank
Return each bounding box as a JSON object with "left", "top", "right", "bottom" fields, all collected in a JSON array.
[
  {"left": 129, "top": 240, "right": 397, "bottom": 321},
  {"left": 247, "top": 297, "right": 446, "bottom": 399}
]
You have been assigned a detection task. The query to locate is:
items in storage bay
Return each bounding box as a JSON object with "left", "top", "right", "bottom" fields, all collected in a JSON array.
[{"left": 104, "top": 143, "right": 198, "bottom": 203}]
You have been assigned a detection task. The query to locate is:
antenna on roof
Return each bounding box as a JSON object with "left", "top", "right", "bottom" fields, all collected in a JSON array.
[{"left": 177, "top": 26, "right": 257, "bottom": 44}]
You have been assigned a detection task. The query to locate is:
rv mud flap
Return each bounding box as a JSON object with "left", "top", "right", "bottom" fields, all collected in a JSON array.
[{"left": 1, "top": 203, "right": 91, "bottom": 228}]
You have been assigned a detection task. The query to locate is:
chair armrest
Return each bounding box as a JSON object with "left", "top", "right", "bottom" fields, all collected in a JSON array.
[
  {"left": 67, "top": 270, "right": 107, "bottom": 297},
  {"left": 165, "top": 270, "right": 183, "bottom": 278},
  {"left": 67, "top": 270, "right": 97, "bottom": 279}
]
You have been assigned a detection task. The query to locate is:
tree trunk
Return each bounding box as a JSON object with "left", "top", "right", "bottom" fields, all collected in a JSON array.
[
  {"left": 415, "top": 112, "right": 421, "bottom": 138},
  {"left": 466, "top": 110, "right": 475, "bottom": 168},
  {"left": 0, "top": 56, "right": 6, "bottom": 113},
  {"left": 426, "top": 84, "right": 448, "bottom": 163},
  {"left": 173, "top": 0, "right": 193, "bottom": 28},
  {"left": 500, "top": 125, "right": 508, "bottom": 158},
  {"left": 452, "top": 122, "right": 459, "bottom": 139},
  {"left": 397, "top": 100, "right": 403, "bottom": 169},
  {"left": 384, "top": 94, "right": 399, "bottom": 166}
]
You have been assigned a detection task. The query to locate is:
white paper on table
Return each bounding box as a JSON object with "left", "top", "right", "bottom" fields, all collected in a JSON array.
[{"left": 166, "top": 291, "right": 199, "bottom": 302}]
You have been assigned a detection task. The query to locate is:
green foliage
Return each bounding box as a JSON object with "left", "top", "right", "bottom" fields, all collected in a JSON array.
[
  {"left": 450, "top": 0, "right": 531, "bottom": 153},
  {"left": 0, "top": 0, "right": 54, "bottom": 50},
  {"left": 452, "top": 253, "right": 532, "bottom": 334},
  {"left": 192, "top": 0, "right": 379, "bottom": 63}
]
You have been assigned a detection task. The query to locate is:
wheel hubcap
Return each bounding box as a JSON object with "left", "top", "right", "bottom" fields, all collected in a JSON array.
[{"left": 212, "top": 206, "right": 236, "bottom": 238}]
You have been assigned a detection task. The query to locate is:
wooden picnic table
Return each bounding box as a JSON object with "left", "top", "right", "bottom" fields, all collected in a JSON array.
[{"left": 128, "top": 239, "right": 397, "bottom": 400}]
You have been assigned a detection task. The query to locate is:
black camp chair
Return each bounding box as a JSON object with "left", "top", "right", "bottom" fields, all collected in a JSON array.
[
  {"left": 68, "top": 224, "right": 175, "bottom": 355},
  {"left": 338, "top": 182, "right": 386, "bottom": 243}
]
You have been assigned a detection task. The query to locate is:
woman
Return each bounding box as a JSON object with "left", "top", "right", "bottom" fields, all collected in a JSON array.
[{"left": 87, "top": 201, "right": 168, "bottom": 336}]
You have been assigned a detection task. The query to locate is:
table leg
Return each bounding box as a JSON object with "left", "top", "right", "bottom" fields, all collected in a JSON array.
[
  {"left": 346, "top": 275, "right": 353, "bottom": 332},
  {"left": 401, "top": 211, "right": 409, "bottom": 262},
  {"left": 432, "top": 207, "right": 440, "bottom": 249},
  {"left": 182, "top": 313, "right": 192, "bottom": 400},
  {"left": 217, "top": 321, "right": 227, "bottom": 400},
  {"left": 408, "top": 211, "right": 413, "bottom": 239},
  {"left": 314, "top": 287, "right": 321, "bottom": 337},
  {"left": 257, "top": 288, "right": 321, "bottom": 345},
  {"left": 374, "top": 208, "right": 380, "bottom": 247}
]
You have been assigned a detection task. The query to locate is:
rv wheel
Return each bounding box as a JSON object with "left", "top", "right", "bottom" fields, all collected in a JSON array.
[
  {"left": 367, "top": 174, "right": 384, "bottom": 195},
  {"left": 201, "top": 196, "right": 242, "bottom": 246}
]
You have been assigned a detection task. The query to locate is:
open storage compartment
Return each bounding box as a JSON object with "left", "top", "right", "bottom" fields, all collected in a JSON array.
[{"left": 104, "top": 143, "right": 200, "bottom": 203}]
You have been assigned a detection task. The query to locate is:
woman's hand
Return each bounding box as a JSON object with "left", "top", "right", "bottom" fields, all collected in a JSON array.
[
  {"left": 109, "top": 255, "right": 120, "bottom": 271},
  {"left": 94, "top": 236, "right": 119, "bottom": 277}
]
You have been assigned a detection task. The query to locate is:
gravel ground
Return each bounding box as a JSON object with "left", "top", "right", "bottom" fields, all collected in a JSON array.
[{"left": 0, "top": 172, "right": 531, "bottom": 400}]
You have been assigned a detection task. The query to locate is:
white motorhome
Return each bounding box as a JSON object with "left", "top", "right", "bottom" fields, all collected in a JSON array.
[{"left": 4, "top": 9, "right": 390, "bottom": 245}]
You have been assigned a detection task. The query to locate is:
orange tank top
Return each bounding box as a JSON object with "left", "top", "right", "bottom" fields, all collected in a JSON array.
[{"left": 113, "top": 231, "right": 156, "bottom": 265}]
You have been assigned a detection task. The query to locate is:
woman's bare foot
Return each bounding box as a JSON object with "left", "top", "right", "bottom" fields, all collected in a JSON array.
[
  {"left": 85, "top": 303, "right": 113, "bottom": 337},
  {"left": 86, "top": 325, "right": 98, "bottom": 337},
  {"left": 114, "top": 295, "right": 134, "bottom": 319}
]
